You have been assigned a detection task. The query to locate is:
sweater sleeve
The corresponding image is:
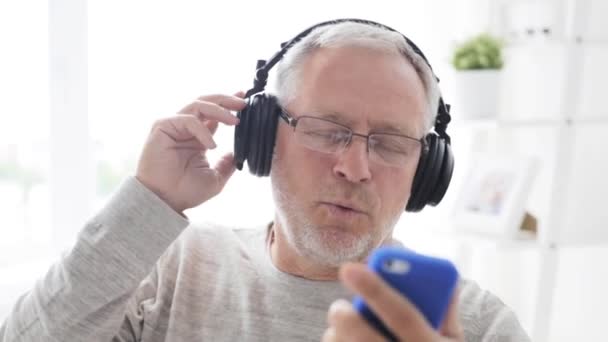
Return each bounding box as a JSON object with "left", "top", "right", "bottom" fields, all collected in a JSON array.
[
  {"left": 459, "top": 279, "right": 531, "bottom": 342},
  {"left": 0, "top": 176, "right": 189, "bottom": 342}
]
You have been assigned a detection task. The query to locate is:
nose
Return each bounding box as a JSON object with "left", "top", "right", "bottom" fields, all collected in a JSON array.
[{"left": 332, "top": 136, "right": 372, "bottom": 183}]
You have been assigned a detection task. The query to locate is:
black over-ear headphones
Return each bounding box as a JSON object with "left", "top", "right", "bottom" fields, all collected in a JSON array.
[{"left": 233, "top": 18, "right": 454, "bottom": 212}]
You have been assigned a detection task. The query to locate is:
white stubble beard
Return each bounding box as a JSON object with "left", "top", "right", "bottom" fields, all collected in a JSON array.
[{"left": 271, "top": 162, "right": 401, "bottom": 268}]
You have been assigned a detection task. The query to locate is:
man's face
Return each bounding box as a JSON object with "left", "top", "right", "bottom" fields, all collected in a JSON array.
[{"left": 271, "top": 45, "right": 428, "bottom": 267}]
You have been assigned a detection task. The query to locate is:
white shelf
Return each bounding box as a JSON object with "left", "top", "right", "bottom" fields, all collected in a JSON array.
[{"left": 402, "top": 221, "right": 540, "bottom": 250}]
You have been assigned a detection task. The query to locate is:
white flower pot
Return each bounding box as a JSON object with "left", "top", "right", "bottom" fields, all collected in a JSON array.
[{"left": 452, "top": 70, "right": 501, "bottom": 120}]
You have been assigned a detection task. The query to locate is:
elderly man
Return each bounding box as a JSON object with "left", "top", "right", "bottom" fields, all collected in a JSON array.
[{"left": 1, "top": 19, "right": 530, "bottom": 341}]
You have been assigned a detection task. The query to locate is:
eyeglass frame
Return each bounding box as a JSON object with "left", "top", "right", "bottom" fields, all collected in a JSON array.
[{"left": 277, "top": 108, "right": 428, "bottom": 167}]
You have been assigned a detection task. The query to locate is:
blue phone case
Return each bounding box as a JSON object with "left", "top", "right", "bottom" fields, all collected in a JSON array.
[{"left": 352, "top": 247, "right": 459, "bottom": 341}]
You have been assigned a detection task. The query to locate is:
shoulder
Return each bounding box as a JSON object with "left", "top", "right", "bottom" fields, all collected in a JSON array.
[
  {"left": 458, "top": 278, "right": 531, "bottom": 342},
  {"left": 155, "top": 222, "right": 268, "bottom": 266},
  {"left": 174, "top": 222, "right": 268, "bottom": 250}
]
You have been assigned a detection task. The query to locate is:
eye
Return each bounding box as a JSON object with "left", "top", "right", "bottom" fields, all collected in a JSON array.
[
  {"left": 310, "top": 129, "right": 349, "bottom": 144},
  {"left": 372, "top": 137, "right": 410, "bottom": 155}
]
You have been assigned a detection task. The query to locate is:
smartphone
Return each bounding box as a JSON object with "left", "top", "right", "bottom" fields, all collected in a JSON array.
[{"left": 352, "top": 247, "right": 459, "bottom": 341}]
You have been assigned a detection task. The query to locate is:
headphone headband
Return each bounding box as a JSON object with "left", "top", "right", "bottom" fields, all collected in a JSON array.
[{"left": 249, "top": 18, "right": 435, "bottom": 93}]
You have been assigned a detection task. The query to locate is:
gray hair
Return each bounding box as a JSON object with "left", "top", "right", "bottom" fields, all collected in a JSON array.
[{"left": 268, "top": 21, "right": 441, "bottom": 132}]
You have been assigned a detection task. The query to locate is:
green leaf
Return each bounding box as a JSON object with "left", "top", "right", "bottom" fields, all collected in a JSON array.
[{"left": 452, "top": 33, "right": 504, "bottom": 70}]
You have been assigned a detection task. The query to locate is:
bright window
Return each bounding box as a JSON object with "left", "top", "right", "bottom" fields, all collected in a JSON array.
[{"left": 0, "top": 0, "right": 52, "bottom": 264}]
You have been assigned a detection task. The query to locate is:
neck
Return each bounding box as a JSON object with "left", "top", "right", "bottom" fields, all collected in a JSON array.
[{"left": 268, "top": 223, "right": 341, "bottom": 281}]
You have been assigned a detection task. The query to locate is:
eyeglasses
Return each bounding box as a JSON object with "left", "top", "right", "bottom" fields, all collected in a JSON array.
[{"left": 279, "top": 109, "right": 425, "bottom": 168}]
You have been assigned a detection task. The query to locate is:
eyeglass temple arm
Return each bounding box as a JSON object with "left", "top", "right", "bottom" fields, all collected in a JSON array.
[{"left": 279, "top": 109, "right": 297, "bottom": 127}]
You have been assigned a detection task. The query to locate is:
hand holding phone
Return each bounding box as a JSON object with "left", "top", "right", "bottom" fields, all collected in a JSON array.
[{"left": 352, "top": 247, "right": 459, "bottom": 341}]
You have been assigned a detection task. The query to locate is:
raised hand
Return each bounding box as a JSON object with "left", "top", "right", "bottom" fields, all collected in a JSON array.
[{"left": 136, "top": 93, "right": 246, "bottom": 213}]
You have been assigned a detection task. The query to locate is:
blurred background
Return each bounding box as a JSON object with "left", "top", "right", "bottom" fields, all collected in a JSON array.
[{"left": 1, "top": 0, "right": 606, "bottom": 340}]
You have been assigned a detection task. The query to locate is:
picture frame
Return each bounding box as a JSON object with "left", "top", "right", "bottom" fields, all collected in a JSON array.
[{"left": 451, "top": 154, "right": 539, "bottom": 238}]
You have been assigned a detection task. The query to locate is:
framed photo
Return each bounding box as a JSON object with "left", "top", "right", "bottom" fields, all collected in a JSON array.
[{"left": 451, "top": 154, "right": 539, "bottom": 238}]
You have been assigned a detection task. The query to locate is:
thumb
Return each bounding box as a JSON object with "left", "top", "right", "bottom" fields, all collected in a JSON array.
[
  {"left": 440, "top": 285, "right": 464, "bottom": 339},
  {"left": 213, "top": 153, "right": 236, "bottom": 188},
  {"left": 234, "top": 90, "right": 246, "bottom": 98}
]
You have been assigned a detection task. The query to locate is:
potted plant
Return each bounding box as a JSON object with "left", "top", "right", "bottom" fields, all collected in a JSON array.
[{"left": 451, "top": 33, "right": 504, "bottom": 119}]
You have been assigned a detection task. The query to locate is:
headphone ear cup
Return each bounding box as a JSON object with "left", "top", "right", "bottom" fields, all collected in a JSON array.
[
  {"left": 249, "top": 97, "right": 264, "bottom": 174},
  {"left": 406, "top": 133, "right": 454, "bottom": 212},
  {"left": 233, "top": 93, "right": 281, "bottom": 177},
  {"left": 254, "top": 109, "right": 268, "bottom": 175},
  {"left": 429, "top": 141, "right": 454, "bottom": 206},
  {"left": 255, "top": 99, "right": 276, "bottom": 176},
  {"left": 418, "top": 135, "right": 445, "bottom": 207},
  {"left": 406, "top": 133, "right": 444, "bottom": 212},
  {"left": 406, "top": 134, "right": 432, "bottom": 212},
  {"left": 262, "top": 101, "right": 280, "bottom": 176},
  {"left": 234, "top": 96, "right": 252, "bottom": 171}
]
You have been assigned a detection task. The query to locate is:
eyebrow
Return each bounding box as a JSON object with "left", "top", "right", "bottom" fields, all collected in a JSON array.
[{"left": 317, "top": 111, "right": 420, "bottom": 138}]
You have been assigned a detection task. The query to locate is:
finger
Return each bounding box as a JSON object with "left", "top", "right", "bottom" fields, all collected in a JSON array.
[
  {"left": 440, "top": 285, "right": 464, "bottom": 339},
  {"left": 205, "top": 120, "right": 219, "bottom": 136},
  {"left": 321, "top": 327, "right": 336, "bottom": 342},
  {"left": 179, "top": 100, "right": 240, "bottom": 125},
  {"left": 327, "top": 299, "right": 385, "bottom": 342},
  {"left": 171, "top": 138, "right": 206, "bottom": 150},
  {"left": 177, "top": 115, "right": 216, "bottom": 148},
  {"left": 197, "top": 93, "right": 247, "bottom": 111},
  {"left": 339, "top": 263, "right": 435, "bottom": 342},
  {"left": 213, "top": 153, "right": 236, "bottom": 186},
  {"left": 233, "top": 90, "right": 246, "bottom": 98},
  {"left": 155, "top": 115, "right": 216, "bottom": 149}
]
